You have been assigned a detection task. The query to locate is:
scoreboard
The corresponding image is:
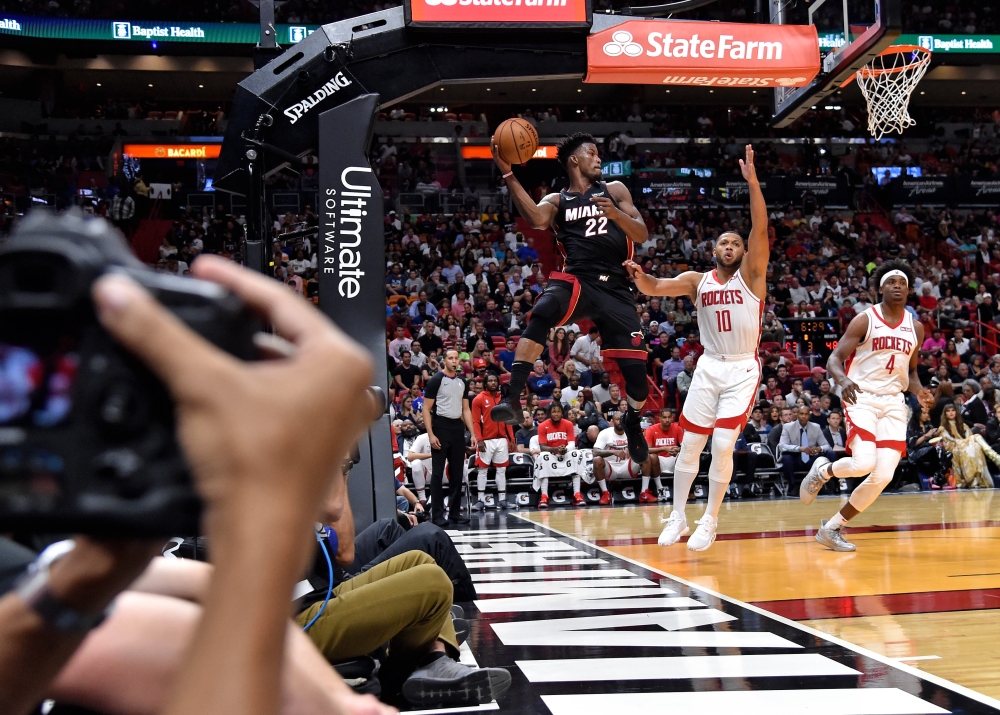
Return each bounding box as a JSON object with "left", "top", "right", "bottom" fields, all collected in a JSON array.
[{"left": 782, "top": 317, "right": 840, "bottom": 359}]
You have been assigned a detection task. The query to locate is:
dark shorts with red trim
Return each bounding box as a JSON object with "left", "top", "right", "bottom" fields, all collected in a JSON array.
[{"left": 524, "top": 271, "right": 647, "bottom": 361}]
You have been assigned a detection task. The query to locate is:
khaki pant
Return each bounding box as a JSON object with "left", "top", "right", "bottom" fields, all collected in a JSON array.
[{"left": 295, "top": 551, "right": 458, "bottom": 662}]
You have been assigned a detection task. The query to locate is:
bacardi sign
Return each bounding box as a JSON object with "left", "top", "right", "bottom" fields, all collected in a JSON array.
[{"left": 586, "top": 20, "right": 820, "bottom": 88}]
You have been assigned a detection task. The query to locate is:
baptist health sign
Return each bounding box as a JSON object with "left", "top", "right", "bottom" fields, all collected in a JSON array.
[{"left": 917, "top": 34, "right": 996, "bottom": 52}]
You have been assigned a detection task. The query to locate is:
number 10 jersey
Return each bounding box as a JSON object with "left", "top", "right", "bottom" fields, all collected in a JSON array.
[{"left": 695, "top": 269, "right": 763, "bottom": 358}]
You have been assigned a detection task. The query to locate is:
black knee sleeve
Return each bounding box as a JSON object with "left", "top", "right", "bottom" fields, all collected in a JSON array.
[{"left": 617, "top": 359, "right": 649, "bottom": 403}]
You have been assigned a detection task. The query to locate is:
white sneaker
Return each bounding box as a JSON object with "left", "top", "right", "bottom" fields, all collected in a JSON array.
[
  {"left": 687, "top": 515, "right": 718, "bottom": 551},
  {"left": 799, "top": 456, "right": 831, "bottom": 505},
  {"left": 657, "top": 510, "right": 689, "bottom": 546}
]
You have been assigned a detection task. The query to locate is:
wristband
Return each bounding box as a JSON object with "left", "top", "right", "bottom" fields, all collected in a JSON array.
[
  {"left": 15, "top": 540, "right": 109, "bottom": 633},
  {"left": 502, "top": 171, "right": 514, "bottom": 179}
]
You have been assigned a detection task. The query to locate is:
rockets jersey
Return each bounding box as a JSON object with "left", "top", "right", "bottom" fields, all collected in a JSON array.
[
  {"left": 696, "top": 269, "right": 763, "bottom": 357},
  {"left": 554, "top": 181, "right": 634, "bottom": 285},
  {"left": 594, "top": 427, "right": 630, "bottom": 464},
  {"left": 644, "top": 422, "right": 685, "bottom": 450},
  {"left": 845, "top": 305, "right": 918, "bottom": 396},
  {"left": 470, "top": 390, "right": 514, "bottom": 442},
  {"left": 537, "top": 418, "right": 575, "bottom": 448}
]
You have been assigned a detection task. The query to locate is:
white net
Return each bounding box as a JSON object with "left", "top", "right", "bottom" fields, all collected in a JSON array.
[{"left": 856, "top": 45, "right": 932, "bottom": 140}]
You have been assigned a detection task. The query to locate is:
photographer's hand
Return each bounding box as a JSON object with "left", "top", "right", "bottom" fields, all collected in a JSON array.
[
  {"left": 0, "top": 537, "right": 159, "bottom": 715},
  {"left": 93, "top": 255, "right": 375, "bottom": 715}
]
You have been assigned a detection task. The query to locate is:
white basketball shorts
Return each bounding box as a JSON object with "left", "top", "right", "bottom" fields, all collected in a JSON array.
[
  {"left": 599, "top": 458, "right": 641, "bottom": 481},
  {"left": 843, "top": 391, "right": 908, "bottom": 453},
  {"left": 475, "top": 438, "right": 510, "bottom": 468},
  {"left": 680, "top": 354, "right": 761, "bottom": 434}
]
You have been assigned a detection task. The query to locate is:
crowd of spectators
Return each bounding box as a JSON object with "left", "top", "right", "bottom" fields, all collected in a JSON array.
[
  {"left": 6, "top": 0, "right": 993, "bottom": 35},
  {"left": 382, "top": 139, "right": 1000, "bottom": 495}
]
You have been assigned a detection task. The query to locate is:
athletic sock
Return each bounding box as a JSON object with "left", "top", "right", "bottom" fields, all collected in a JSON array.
[
  {"left": 498, "top": 492, "right": 506, "bottom": 502},
  {"left": 540, "top": 477, "right": 549, "bottom": 495},
  {"left": 477, "top": 491, "right": 486, "bottom": 503},
  {"left": 573, "top": 475, "right": 581, "bottom": 493},
  {"left": 704, "top": 480, "right": 727, "bottom": 520},
  {"left": 654, "top": 476, "right": 663, "bottom": 490},
  {"left": 641, "top": 475, "right": 650, "bottom": 492},
  {"left": 672, "top": 469, "right": 697, "bottom": 512},
  {"left": 507, "top": 361, "right": 533, "bottom": 403},
  {"left": 826, "top": 512, "right": 848, "bottom": 529},
  {"left": 416, "top": 488, "right": 426, "bottom": 501},
  {"left": 598, "top": 479, "right": 608, "bottom": 492}
]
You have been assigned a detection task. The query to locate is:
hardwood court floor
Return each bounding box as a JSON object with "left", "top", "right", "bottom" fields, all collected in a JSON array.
[{"left": 519, "top": 490, "right": 1000, "bottom": 700}]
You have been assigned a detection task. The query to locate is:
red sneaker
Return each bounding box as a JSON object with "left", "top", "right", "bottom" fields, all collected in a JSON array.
[
  {"left": 599, "top": 491, "right": 612, "bottom": 506},
  {"left": 537, "top": 494, "right": 549, "bottom": 509},
  {"left": 573, "top": 492, "right": 586, "bottom": 507},
  {"left": 638, "top": 489, "right": 656, "bottom": 503}
]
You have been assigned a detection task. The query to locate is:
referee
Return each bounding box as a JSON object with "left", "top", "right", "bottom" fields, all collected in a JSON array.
[{"left": 422, "top": 349, "right": 478, "bottom": 526}]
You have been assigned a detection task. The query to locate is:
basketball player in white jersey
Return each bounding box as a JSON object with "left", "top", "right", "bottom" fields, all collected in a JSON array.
[
  {"left": 623, "top": 145, "right": 767, "bottom": 551},
  {"left": 799, "top": 260, "right": 926, "bottom": 551}
]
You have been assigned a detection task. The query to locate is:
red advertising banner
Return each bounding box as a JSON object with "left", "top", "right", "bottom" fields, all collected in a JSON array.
[
  {"left": 123, "top": 143, "right": 222, "bottom": 159},
  {"left": 586, "top": 20, "right": 820, "bottom": 88},
  {"left": 406, "top": 0, "right": 590, "bottom": 27}
]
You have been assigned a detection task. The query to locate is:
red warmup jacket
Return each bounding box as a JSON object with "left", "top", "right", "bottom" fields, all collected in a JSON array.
[{"left": 471, "top": 390, "right": 515, "bottom": 442}]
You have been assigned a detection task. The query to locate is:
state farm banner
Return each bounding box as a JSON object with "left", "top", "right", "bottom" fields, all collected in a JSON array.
[
  {"left": 405, "top": 0, "right": 591, "bottom": 28},
  {"left": 586, "top": 20, "right": 820, "bottom": 88}
]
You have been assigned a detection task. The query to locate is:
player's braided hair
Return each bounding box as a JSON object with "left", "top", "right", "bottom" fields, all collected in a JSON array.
[
  {"left": 871, "top": 259, "right": 915, "bottom": 294},
  {"left": 557, "top": 132, "right": 598, "bottom": 170}
]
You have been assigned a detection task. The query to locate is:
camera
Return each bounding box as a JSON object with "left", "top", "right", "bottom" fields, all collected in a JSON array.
[{"left": 0, "top": 211, "right": 260, "bottom": 536}]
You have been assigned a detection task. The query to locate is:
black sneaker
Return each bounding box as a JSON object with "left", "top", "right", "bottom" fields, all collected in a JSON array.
[
  {"left": 471, "top": 500, "right": 486, "bottom": 512},
  {"left": 449, "top": 514, "right": 471, "bottom": 525},
  {"left": 623, "top": 410, "right": 649, "bottom": 463},
  {"left": 402, "top": 656, "right": 511, "bottom": 708},
  {"left": 497, "top": 498, "right": 511, "bottom": 509},
  {"left": 490, "top": 397, "right": 522, "bottom": 425}
]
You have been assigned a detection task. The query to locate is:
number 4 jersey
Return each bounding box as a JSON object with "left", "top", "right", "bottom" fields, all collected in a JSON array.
[{"left": 845, "top": 305, "right": 918, "bottom": 395}]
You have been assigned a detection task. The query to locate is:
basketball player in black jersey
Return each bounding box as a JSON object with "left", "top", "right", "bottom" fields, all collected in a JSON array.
[{"left": 490, "top": 132, "right": 651, "bottom": 464}]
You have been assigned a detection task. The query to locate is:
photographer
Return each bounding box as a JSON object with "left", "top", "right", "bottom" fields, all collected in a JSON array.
[{"left": 0, "top": 254, "right": 378, "bottom": 715}]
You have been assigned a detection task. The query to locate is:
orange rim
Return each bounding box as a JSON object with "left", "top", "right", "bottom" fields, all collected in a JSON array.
[{"left": 858, "top": 44, "right": 932, "bottom": 77}]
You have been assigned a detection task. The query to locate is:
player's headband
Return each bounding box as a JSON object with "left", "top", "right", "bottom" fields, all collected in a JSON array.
[{"left": 879, "top": 269, "right": 909, "bottom": 288}]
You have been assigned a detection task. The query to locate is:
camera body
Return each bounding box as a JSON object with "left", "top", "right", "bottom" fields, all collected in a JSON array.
[{"left": 0, "top": 212, "right": 260, "bottom": 535}]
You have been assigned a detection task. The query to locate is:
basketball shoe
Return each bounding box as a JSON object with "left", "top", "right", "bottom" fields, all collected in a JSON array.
[
  {"left": 573, "top": 492, "right": 586, "bottom": 507},
  {"left": 537, "top": 494, "right": 549, "bottom": 510},
  {"left": 638, "top": 489, "right": 656, "bottom": 503},
  {"left": 799, "top": 456, "right": 832, "bottom": 505},
  {"left": 657, "top": 510, "right": 689, "bottom": 546},
  {"left": 599, "top": 491, "right": 612, "bottom": 506},
  {"left": 623, "top": 408, "right": 649, "bottom": 463},
  {"left": 687, "top": 515, "right": 718, "bottom": 551},
  {"left": 815, "top": 519, "right": 856, "bottom": 552},
  {"left": 490, "top": 397, "right": 522, "bottom": 425}
]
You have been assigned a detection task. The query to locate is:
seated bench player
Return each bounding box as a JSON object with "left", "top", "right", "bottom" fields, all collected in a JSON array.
[
  {"left": 592, "top": 411, "right": 642, "bottom": 506},
  {"left": 533, "top": 402, "right": 586, "bottom": 509},
  {"left": 641, "top": 407, "right": 684, "bottom": 502}
]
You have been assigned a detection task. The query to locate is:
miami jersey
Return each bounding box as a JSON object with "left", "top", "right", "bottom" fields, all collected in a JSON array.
[
  {"left": 845, "top": 306, "right": 917, "bottom": 396},
  {"left": 696, "top": 269, "right": 763, "bottom": 357}
]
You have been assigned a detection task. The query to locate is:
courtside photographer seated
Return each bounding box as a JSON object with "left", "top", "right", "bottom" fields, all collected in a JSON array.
[{"left": 0, "top": 213, "right": 506, "bottom": 715}]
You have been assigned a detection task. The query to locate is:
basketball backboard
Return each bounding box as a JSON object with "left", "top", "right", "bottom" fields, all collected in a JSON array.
[{"left": 771, "top": 0, "right": 901, "bottom": 127}]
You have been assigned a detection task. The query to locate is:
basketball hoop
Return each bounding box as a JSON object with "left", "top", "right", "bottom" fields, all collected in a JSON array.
[{"left": 856, "top": 44, "right": 932, "bottom": 140}]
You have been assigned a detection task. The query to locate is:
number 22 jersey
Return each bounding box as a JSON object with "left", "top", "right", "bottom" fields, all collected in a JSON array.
[{"left": 554, "top": 181, "right": 634, "bottom": 286}]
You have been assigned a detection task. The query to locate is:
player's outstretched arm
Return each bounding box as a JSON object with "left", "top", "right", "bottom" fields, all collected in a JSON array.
[
  {"left": 623, "top": 261, "right": 700, "bottom": 300},
  {"left": 827, "top": 313, "right": 869, "bottom": 405},
  {"left": 739, "top": 144, "right": 769, "bottom": 300},
  {"left": 493, "top": 141, "right": 558, "bottom": 230},
  {"left": 592, "top": 181, "right": 648, "bottom": 244}
]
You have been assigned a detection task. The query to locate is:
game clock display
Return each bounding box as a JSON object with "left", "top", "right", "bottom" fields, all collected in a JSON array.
[{"left": 783, "top": 318, "right": 840, "bottom": 358}]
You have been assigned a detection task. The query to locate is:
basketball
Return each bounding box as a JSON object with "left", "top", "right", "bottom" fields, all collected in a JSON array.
[{"left": 493, "top": 118, "right": 539, "bottom": 165}]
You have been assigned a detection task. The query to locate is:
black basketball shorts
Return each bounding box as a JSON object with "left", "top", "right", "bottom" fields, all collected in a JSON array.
[{"left": 525, "top": 270, "right": 647, "bottom": 360}]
